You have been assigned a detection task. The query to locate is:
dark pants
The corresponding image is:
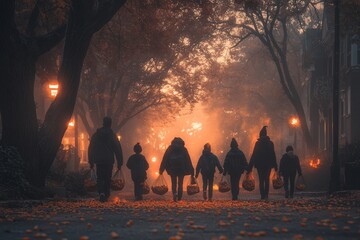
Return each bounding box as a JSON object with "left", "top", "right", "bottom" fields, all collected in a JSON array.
[
  {"left": 230, "top": 174, "right": 241, "bottom": 200},
  {"left": 170, "top": 175, "right": 184, "bottom": 200},
  {"left": 96, "top": 164, "right": 113, "bottom": 199},
  {"left": 202, "top": 174, "right": 214, "bottom": 199},
  {"left": 133, "top": 180, "right": 143, "bottom": 200},
  {"left": 283, "top": 173, "right": 296, "bottom": 198},
  {"left": 257, "top": 168, "right": 272, "bottom": 199}
]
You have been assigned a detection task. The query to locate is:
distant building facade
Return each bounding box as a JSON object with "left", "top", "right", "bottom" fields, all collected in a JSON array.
[{"left": 302, "top": 1, "right": 360, "bottom": 189}]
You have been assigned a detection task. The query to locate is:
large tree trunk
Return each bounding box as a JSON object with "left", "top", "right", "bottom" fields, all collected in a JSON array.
[
  {"left": 0, "top": 45, "right": 42, "bottom": 186},
  {"left": 0, "top": 1, "right": 41, "bottom": 186},
  {"left": 37, "top": 12, "right": 93, "bottom": 186},
  {"left": 1, "top": 0, "right": 128, "bottom": 190},
  {"left": 36, "top": 0, "right": 128, "bottom": 186}
]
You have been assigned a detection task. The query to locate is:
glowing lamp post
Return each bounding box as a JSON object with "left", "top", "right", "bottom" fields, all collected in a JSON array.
[
  {"left": 48, "top": 82, "right": 59, "bottom": 98},
  {"left": 289, "top": 116, "right": 300, "bottom": 148},
  {"left": 68, "top": 119, "right": 75, "bottom": 127}
]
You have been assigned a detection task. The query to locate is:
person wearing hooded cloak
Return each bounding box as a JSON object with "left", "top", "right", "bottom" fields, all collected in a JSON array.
[
  {"left": 159, "top": 137, "right": 194, "bottom": 201},
  {"left": 88, "top": 117, "right": 123, "bottom": 202},
  {"left": 248, "top": 126, "right": 277, "bottom": 200},
  {"left": 195, "top": 143, "right": 223, "bottom": 201},
  {"left": 223, "top": 138, "right": 248, "bottom": 200}
]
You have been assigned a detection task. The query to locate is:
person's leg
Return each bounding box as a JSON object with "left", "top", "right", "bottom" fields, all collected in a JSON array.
[
  {"left": 264, "top": 168, "right": 271, "bottom": 199},
  {"left": 104, "top": 164, "right": 113, "bottom": 200},
  {"left": 235, "top": 174, "right": 241, "bottom": 198},
  {"left": 230, "top": 174, "right": 238, "bottom": 200},
  {"left": 202, "top": 174, "right": 208, "bottom": 200},
  {"left": 283, "top": 175, "right": 290, "bottom": 198},
  {"left": 289, "top": 173, "right": 296, "bottom": 198},
  {"left": 134, "top": 181, "right": 142, "bottom": 200},
  {"left": 178, "top": 175, "right": 184, "bottom": 200},
  {"left": 208, "top": 176, "right": 214, "bottom": 201},
  {"left": 257, "top": 168, "right": 265, "bottom": 199},
  {"left": 171, "top": 175, "right": 177, "bottom": 201},
  {"left": 96, "top": 164, "right": 106, "bottom": 201}
]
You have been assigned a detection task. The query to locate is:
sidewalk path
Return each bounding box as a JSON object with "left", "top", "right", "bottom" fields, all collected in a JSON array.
[{"left": 0, "top": 191, "right": 359, "bottom": 240}]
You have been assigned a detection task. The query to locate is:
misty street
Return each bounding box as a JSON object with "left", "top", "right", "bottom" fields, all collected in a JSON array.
[
  {"left": 1, "top": 0, "right": 360, "bottom": 240},
  {"left": 1, "top": 191, "right": 359, "bottom": 240}
]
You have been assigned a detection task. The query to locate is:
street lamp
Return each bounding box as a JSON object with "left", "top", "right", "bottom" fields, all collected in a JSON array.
[
  {"left": 48, "top": 82, "right": 59, "bottom": 98},
  {"left": 289, "top": 116, "right": 300, "bottom": 148}
]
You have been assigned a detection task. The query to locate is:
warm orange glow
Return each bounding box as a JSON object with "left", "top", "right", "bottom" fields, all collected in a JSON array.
[
  {"left": 117, "top": 135, "right": 121, "bottom": 141},
  {"left": 68, "top": 120, "right": 75, "bottom": 127},
  {"left": 309, "top": 158, "right": 321, "bottom": 168},
  {"left": 213, "top": 184, "right": 219, "bottom": 191},
  {"left": 152, "top": 157, "right": 157, "bottom": 163},
  {"left": 289, "top": 117, "right": 300, "bottom": 127},
  {"left": 48, "top": 83, "right": 59, "bottom": 97},
  {"left": 113, "top": 196, "right": 120, "bottom": 203},
  {"left": 155, "top": 171, "right": 159, "bottom": 176}
]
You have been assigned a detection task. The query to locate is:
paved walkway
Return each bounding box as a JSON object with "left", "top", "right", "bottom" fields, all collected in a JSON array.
[{"left": 0, "top": 191, "right": 359, "bottom": 240}]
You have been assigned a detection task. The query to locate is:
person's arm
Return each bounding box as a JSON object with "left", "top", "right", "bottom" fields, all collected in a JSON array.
[
  {"left": 159, "top": 148, "right": 169, "bottom": 174},
  {"left": 88, "top": 137, "right": 94, "bottom": 169},
  {"left": 248, "top": 143, "right": 258, "bottom": 173},
  {"left": 112, "top": 134, "right": 123, "bottom": 169},
  {"left": 184, "top": 148, "right": 194, "bottom": 176},
  {"left": 126, "top": 156, "right": 132, "bottom": 170},
  {"left": 241, "top": 152, "right": 248, "bottom": 170},
  {"left": 195, "top": 157, "right": 202, "bottom": 178},
  {"left": 143, "top": 156, "right": 149, "bottom": 170},
  {"left": 223, "top": 153, "right": 229, "bottom": 175},
  {"left": 271, "top": 142, "right": 278, "bottom": 171},
  {"left": 296, "top": 156, "right": 302, "bottom": 176},
  {"left": 279, "top": 156, "right": 284, "bottom": 176},
  {"left": 215, "top": 156, "right": 224, "bottom": 174}
]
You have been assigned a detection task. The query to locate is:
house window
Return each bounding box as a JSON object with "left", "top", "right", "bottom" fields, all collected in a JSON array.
[{"left": 351, "top": 34, "right": 360, "bottom": 66}]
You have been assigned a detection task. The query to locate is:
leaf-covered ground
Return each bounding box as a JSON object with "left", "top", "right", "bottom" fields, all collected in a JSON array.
[{"left": 0, "top": 192, "right": 359, "bottom": 240}]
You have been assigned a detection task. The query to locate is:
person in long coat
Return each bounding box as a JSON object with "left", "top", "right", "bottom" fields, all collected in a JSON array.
[
  {"left": 127, "top": 143, "right": 149, "bottom": 201},
  {"left": 223, "top": 138, "right": 248, "bottom": 200},
  {"left": 160, "top": 137, "right": 194, "bottom": 201},
  {"left": 279, "top": 145, "right": 302, "bottom": 198},
  {"left": 195, "top": 143, "right": 223, "bottom": 201},
  {"left": 88, "top": 117, "right": 123, "bottom": 202},
  {"left": 248, "top": 126, "right": 277, "bottom": 200}
]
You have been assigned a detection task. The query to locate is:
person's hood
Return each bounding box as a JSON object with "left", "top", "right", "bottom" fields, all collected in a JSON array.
[
  {"left": 286, "top": 151, "right": 295, "bottom": 158},
  {"left": 202, "top": 149, "right": 211, "bottom": 155},
  {"left": 96, "top": 127, "right": 113, "bottom": 137},
  {"left": 171, "top": 137, "right": 185, "bottom": 150},
  {"left": 230, "top": 138, "right": 238, "bottom": 149},
  {"left": 258, "top": 136, "right": 270, "bottom": 142}
]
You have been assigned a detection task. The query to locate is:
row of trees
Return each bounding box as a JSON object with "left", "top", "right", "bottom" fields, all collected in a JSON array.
[{"left": 1, "top": 0, "right": 335, "bottom": 195}]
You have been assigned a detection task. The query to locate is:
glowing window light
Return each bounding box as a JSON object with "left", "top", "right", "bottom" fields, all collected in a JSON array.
[
  {"left": 68, "top": 120, "right": 75, "bottom": 127},
  {"left": 289, "top": 117, "right": 300, "bottom": 127},
  {"left": 48, "top": 83, "right": 59, "bottom": 97}
]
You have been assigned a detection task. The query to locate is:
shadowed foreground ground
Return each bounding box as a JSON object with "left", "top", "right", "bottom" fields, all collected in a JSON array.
[{"left": 0, "top": 191, "right": 359, "bottom": 240}]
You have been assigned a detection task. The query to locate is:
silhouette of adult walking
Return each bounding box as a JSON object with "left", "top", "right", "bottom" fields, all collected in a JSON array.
[
  {"left": 248, "top": 126, "right": 277, "bottom": 200},
  {"left": 88, "top": 117, "right": 123, "bottom": 202},
  {"left": 159, "top": 137, "right": 194, "bottom": 201},
  {"left": 223, "top": 138, "right": 248, "bottom": 200}
]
